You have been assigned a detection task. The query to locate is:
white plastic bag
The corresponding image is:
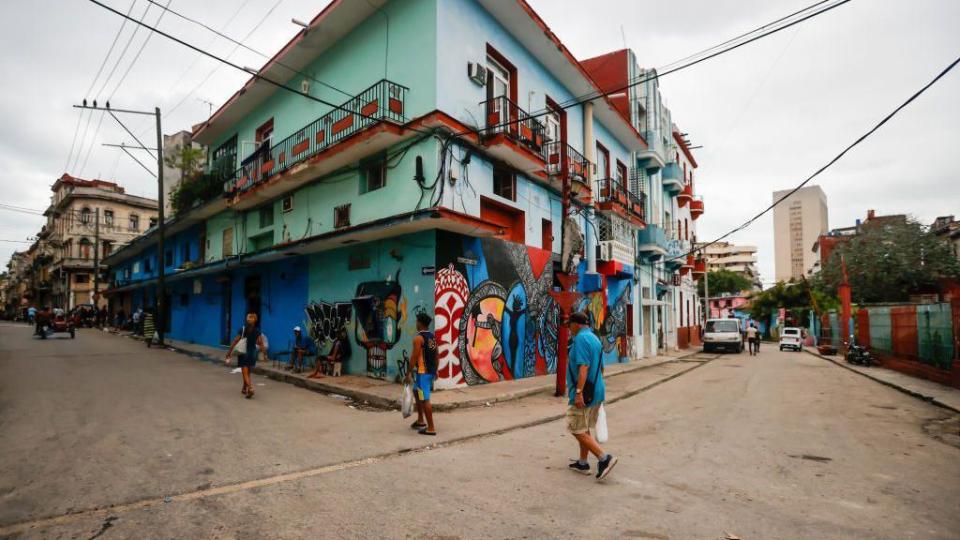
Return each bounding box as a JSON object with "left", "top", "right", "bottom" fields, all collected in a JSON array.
[
  {"left": 595, "top": 404, "right": 609, "bottom": 443},
  {"left": 400, "top": 383, "right": 415, "bottom": 418},
  {"left": 232, "top": 337, "right": 247, "bottom": 357}
]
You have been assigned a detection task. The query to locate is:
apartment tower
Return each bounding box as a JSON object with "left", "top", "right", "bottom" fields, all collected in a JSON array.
[{"left": 772, "top": 185, "right": 828, "bottom": 282}]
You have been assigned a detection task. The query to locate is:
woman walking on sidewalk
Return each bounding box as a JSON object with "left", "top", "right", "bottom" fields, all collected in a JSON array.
[{"left": 225, "top": 312, "right": 266, "bottom": 399}]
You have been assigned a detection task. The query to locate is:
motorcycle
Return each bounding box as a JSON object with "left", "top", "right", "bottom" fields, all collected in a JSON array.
[{"left": 844, "top": 335, "right": 872, "bottom": 367}]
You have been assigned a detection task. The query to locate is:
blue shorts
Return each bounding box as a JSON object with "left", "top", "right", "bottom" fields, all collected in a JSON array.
[{"left": 415, "top": 373, "right": 434, "bottom": 401}]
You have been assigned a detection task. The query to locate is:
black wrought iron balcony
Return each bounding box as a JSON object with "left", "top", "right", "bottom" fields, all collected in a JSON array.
[
  {"left": 480, "top": 95, "right": 548, "bottom": 158},
  {"left": 595, "top": 178, "right": 646, "bottom": 224},
  {"left": 225, "top": 79, "right": 408, "bottom": 197},
  {"left": 544, "top": 140, "right": 591, "bottom": 181}
]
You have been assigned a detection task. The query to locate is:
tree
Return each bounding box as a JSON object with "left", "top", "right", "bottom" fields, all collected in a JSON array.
[
  {"left": 697, "top": 269, "right": 752, "bottom": 298},
  {"left": 165, "top": 144, "right": 210, "bottom": 216},
  {"left": 747, "top": 279, "right": 837, "bottom": 328},
  {"left": 164, "top": 143, "right": 204, "bottom": 182},
  {"left": 819, "top": 217, "right": 960, "bottom": 303}
]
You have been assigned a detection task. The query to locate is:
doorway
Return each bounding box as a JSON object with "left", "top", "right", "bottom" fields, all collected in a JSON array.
[
  {"left": 244, "top": 276, "right": 262, "bottom": 323},
  {"left": 220, "top": 279, "right": 232, "bottom": 345}
]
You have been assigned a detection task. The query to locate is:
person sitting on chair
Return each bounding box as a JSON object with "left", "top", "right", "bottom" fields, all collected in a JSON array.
[
  {"left": 308, "top": 328, "right": 349, "bottom": 378},
  {"left": 289, "top": 326, "right": 314, "bottom": 373}
]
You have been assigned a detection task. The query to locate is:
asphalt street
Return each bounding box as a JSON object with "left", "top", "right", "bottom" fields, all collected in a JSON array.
[{"left": 1, "top": 324, "right": 958, "bottom": 539}]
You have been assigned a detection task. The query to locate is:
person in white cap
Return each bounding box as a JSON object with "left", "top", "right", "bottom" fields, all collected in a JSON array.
[{"left": 290, "top": 326, "right": 314, "bottom": 373}]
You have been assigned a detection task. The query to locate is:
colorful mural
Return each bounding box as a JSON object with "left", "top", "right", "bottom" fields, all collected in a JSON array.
[
  {"left": 575, "top": 283, "right": 631, "bottom": 362},
  {"left": 435, "top": 233, "right": 558, "bottom": 388},
  {"left": 353, "top": 270, "right": 405, "bottom": 379}
]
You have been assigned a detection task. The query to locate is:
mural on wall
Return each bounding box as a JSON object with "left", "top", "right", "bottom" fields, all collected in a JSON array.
[
  {"left": 574, "top": 280, "right": 631, "bottom": 362},
  {"left": 353, "top": 270, "right": 406, "bottom": 379},
  {"left": 305, "top": 301, "right": 353, "bottom": 344},
  {"left": 435, "top": 234, "right": 558, "bottom": 388}
]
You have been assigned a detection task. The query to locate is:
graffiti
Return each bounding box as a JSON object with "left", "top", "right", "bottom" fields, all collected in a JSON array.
[
  {"left": 434, "top": 264, "right": 469, "bottom": 388},
  {"left": 353, "top": 270, "right": 404, "bottom": 379},
  {"left": 437, "top": 234, "right": 558, "bottom": 387},
  {"left": 575, "top": 283, "right": 631, "bottom": 359},
  {"left": 305, "top": 301, "right": 352, "bottom": 344}
]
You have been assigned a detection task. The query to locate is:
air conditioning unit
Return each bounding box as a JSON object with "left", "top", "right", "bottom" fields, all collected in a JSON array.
[
  {"left": 467, "top": 62, "right": 487, "bottom": 86},
  {"left": 599, "top": 240, "right": 634, "bottom": 265}
]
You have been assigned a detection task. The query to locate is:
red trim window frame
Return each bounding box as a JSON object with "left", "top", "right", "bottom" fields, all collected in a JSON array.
[
  {"left": 596, "top": 142, "right": 610, "bottom": 179},
  {"left": 485, "top": 44, "right": 518, "bottom": 104},
  {"left": 545, "top": 95, "right": 566, "bottom": 143},
  {"left": 615, "top": 160, "right": 627, "bottom": 188},
  {"left": 255, "top": 118, "right": 275, "bottom": 162}
]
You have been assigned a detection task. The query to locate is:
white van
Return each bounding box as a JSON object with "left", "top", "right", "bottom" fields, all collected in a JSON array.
[{"left": 703, "top": 318, "right": 744, "bottom": 353}]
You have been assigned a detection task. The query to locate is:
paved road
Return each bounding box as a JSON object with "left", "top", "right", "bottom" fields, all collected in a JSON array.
[{"left": 1, "top": 324, "right": 958, "bottom": 539}]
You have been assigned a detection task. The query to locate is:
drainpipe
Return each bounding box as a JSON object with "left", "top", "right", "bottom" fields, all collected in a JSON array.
[{"left": 583, "top": 101, "right": 597, "bottom": 274}]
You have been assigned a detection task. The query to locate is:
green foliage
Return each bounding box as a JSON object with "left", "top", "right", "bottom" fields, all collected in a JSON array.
[
  {"left": 747, "top": 279, "right": 838, "bottom": 327},
  {"left": 697, "top": 270, "right": 752, "bottom": 298},
  {"left": 169, "top": 174, "right": 223, "bottom": 216},
  {"left": 164, "top": 144, "right": 205, "bottom": 178},
  {"left": 819, "top": 217, "right": 960, "bottom": 303}
]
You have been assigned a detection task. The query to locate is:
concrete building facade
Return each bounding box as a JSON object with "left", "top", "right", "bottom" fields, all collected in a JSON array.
[
  {"left": 697, "top": 241, "right": 761, "bottom": 289},
  {"left": 773, "top": 185, "right": 828, "bottom": 282}
]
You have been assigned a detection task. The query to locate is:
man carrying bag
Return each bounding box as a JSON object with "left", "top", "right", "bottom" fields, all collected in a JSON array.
[{"left": 565, "top": 312, "right": 618, "bottom": 481}]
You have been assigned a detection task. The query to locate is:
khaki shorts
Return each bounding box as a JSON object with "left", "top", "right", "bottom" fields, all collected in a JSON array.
[{"left": 566, "top": 404, "right": 601, "bottom": 435}]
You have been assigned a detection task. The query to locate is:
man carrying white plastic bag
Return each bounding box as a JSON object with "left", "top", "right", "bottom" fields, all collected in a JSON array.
[{"left": 565, "top": 311, "right": 618, "bottom": 481}]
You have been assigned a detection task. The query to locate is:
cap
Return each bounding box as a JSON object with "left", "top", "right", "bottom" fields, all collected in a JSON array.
[{"left": 293, "top": 326, "right": 302, "bottom": 332}]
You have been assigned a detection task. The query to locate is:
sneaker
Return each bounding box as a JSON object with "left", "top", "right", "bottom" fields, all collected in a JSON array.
[
  {"left": 596, "top": 455, "right": 619, "bottom": 481},
  {"left": 568, "top": 460, "right": 591, "bottom": 475}
]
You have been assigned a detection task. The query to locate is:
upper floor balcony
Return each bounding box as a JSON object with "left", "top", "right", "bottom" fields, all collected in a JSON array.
[
  {"left": 480, "top": 95, "right": 549, "bottom": 174},
  {"left": 637, "top": 224, "right": 668, "bottom": 259},
  {"left": 223, "top": 79, "right": 409, "bottom": 210},
  {"left": 636, "top": 130, "right": 666, "bottom": 172},
  {"left": 544, "top": 140, "right": 593, "bottom": 201},
  {"left": 595, "top": 178, "right": 645, "bottom": 227},
  {"left": 690, "top": 196, "right": 704, "bottom": 220},
  {"left": 677, "top": 182, "right": 693, "bottom": 207},
  {"left": 661, "top": 163, "right": 684, "bottom": 196}
]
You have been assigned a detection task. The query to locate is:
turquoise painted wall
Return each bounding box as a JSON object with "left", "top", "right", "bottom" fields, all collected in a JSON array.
[
  {"left": 208, "top": 0, "right": 438, "bottom": 168},
  {"left": 307, "top": 231, "right": 436, "bottom": 380}
]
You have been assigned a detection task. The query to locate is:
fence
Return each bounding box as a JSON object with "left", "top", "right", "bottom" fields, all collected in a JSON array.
[{"left": 852, "top": 300, "right": 960, "bottom": 388}]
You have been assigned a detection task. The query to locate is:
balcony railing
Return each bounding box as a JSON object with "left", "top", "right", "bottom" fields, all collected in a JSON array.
[
  {"left": 225, "top": 79, "right": 408, "bottom": 197},
  {"left": 481, "top": 95, "right": 548, "bottom": 158},
  {"left": 544, "top": 141, "right": 592, "bottom": 181}
]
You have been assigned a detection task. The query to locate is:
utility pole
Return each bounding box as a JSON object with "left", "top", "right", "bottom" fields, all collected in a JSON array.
[
  {"left": 73, "top": 101, "right": 166, "bottom": 345},
  {"left": 703, "top": 267, "right": 710, "bottom": 320},
  {"left": 155, "top": 107, "right": 166, "bottom": 347},
  {"left": 93, "top": 208, "right": 100, "bottom": 307}
]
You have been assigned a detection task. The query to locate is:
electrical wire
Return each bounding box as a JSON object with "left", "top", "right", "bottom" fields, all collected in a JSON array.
[
  {"left": 668, "top": 52, "right": 960, "bottom": 263},
  {"left": 144, "top": 0, "right": 352, "bottom": 98}
]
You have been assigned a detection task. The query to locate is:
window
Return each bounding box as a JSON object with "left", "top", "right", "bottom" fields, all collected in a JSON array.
[
  {"left": 487, "top": 56, "right": 510, "bottom": 99},
  {"left": 211, "top": 135, "right": 238, "bottom": 178},
  {"left": 334, "top": 204, "right": 351, "bottom": 229},
  {"left": 144, "top": 257, "right": 152, "bottom": 273},
  {"left": 596, "top": 143, "right": 610, "bottom": 179},
  {"left": 282, "top": 195, "right": 294, "bottom": 213},
  {"left": 75, "top": 273, "right": 89, "bottom": 284},
  {"left": 104, "top": 210, "right": 114, "bottom": 227},
  {"left": 129, "top": 214, "right": 139, "bottom": 231},
  {"left": 255, "top": 118, "right": 274, "bottom": 160},
  {"left": 149, "top": 217, "right": 158, "bottom": 228},
  {"left": 616, "top": 161, "right": 627, "bottom": 188},
  {"left": 361, "top": 160, "right": 386, "bottom": 193},
  {"left": 165, "top": 250, "right": 173, "bottom": 267},
  {"left": 493, "top": 165, "right": 516, "bottom": 201},
  {"left": 79, "top": 238, "right": 92, "bottom": 259},
  {"left": 181, "top": 243, "right": 190, "bottom": 264},
  {"left": 102, "top": 241, "right": 113, "bottom": 258},
  {"left": 259, "top": 206, "right": 274, "bottom": 228},
  {"left": 80, "top": 207, "right": 92, "bottom": 224},
  {"left": 541, "top": 219, "right": 553, "bottom": 252},
  {"left": 222, "top": 228, "right": 234, "bottom": 257}
]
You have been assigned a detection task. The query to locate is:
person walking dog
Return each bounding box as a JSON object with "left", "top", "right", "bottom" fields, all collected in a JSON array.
[{"left": 565, "top": 311, "right": 618, "bottom": 481}]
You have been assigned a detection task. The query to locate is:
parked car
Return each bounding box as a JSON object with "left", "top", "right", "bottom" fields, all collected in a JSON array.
[
  {"left": 779, "top": 327, "right": 803, "bottom": 352},
  {"left": 703, "top": 318, "right": 744, "bottom": 353}
]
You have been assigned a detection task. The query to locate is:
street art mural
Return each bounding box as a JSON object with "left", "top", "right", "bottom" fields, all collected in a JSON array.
[
  {"left": 574, "top": 282, "right": 631, "bottom": 363},
  {"left": 435, "top": 233, "right": 558, "bottom": 388},
  {"left": 305, "top": 301, "right": 352, "bottom": 344},
  {"left": 353, "top": 270, "right": 406, "bottom": 379}
]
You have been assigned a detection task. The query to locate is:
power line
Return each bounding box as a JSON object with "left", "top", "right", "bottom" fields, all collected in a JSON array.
[
  {"left": 144, "top": 0, "right": 352, "bottom": 98},
  {"left": 670, "top": 53, "right": 960, "bottom": 263},
  {"left": 85, "top": 0, "right": 432, "bottom": 137}
]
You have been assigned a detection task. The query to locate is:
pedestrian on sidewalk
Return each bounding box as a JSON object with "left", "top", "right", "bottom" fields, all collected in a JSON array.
[
  {"left": 405, "top": 312, "right": 438, "bottom": 436},
  {"left": 746, "top": 322, "right": 760, "bottom": 356},
  {"left": 142, "top": 308, "right": 157, "bottom": 348},
  {"left": 225, "top": 312, "right": 266, "bottom": 399},
  {"left": 289, "top": 326, "right": 314, "bottom": 373},
  {"left": 566, "top": 311, "right": 618, "bottom": 481}
]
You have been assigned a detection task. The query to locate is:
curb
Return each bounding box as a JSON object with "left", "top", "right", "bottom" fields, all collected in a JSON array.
[
  {"left": 803, "top": 348, "right": 960, "bottom": 414},
  {"left": 148, "top": 330, "right": 706, "bottom": 412}
]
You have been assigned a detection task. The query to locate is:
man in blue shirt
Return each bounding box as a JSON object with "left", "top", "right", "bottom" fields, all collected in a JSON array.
[{"left": 566, "top": 311, "right": 618, "bottom": 480}]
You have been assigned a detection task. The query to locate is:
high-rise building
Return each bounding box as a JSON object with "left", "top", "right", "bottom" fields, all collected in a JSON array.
[
  {"left": 773, "top": 185, "right": 828, "bottom": 282},
  {"left": 696, "top": 241, "right": 761, "bottom": 289}
]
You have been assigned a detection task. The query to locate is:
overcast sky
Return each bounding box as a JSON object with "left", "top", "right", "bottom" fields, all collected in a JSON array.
[{"left": 1, "top": 0, "right": 958, "bottom": 283}]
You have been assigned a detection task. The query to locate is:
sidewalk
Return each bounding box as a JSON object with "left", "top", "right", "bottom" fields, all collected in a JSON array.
[
  {"left": 151, "top": 333, "right": 701, "bottom": 411},
  {"left": 805, "top": 347, "right": 960, "bottom": 413}
]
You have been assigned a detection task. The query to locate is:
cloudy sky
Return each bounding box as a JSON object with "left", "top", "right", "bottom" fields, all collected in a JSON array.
[{"left": 1, "top": 0, "right": 958, "bottom": 283}]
